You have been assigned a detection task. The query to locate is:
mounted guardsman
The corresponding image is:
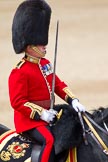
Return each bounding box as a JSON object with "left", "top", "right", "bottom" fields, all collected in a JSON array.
[{"left": 8, "top": 0, "right": 86, "bottom": 161}]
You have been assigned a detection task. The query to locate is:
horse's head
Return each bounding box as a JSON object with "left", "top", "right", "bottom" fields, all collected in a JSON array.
[
  {"left": 92, "top": 107, "right": 108, "bottom": 125},
  {"left": 52, "top": 104, "right": 83, "bottom": 154}
]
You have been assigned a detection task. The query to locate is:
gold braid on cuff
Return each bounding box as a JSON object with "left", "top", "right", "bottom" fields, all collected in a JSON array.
[
  {"left": 24, "top": 102, "right": 43, "bottom": 119},
  {"left": 63, "top": 87, "right": 75, "bottom": 102}
]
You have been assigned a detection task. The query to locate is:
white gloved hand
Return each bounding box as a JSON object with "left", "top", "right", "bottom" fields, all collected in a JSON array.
[
  {"left": 71, "top": 99, "right": 85, "bottom": 112},
  {"left": 48, "top": 109, "right": 57, "bottom": 115},
  {"left": 40, "top": 109, "right": 57, "bottom": 123}
]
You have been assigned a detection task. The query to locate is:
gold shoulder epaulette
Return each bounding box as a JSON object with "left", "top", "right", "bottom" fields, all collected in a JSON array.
[{"left": 15, "top": 59, "right": 25, "bottom": 69}]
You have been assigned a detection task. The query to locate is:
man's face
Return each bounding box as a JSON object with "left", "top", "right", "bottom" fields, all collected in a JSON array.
[{"left": 25, "top": 45, "right": 47, "bottom": 58}]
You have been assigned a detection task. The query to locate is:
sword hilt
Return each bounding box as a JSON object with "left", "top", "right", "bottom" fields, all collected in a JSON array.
[
  {"left": 56, "top": 109, "right": 63, "bottom": 120},
  {"left": 50, "top": 109, "right": 63, "bottom": 126}
]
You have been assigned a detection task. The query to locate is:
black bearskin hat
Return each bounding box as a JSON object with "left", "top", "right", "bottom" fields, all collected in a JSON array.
[{"left": 12, "top": 0, "right": 51, "bottom": 54}]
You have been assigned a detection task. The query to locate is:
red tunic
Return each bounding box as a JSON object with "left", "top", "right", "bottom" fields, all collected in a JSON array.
[{"left": 8, "top": 58, "right": 67, "bottom": 133}]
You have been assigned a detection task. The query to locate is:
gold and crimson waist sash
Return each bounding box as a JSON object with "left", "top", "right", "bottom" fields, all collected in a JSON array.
[{"left": 32, "top": 99, "right": 51, "bottom": 109}]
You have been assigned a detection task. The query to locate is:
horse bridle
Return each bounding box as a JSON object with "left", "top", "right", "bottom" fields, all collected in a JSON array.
[{"left": 78, "top": 111, "right": 108, "bottom": 155}]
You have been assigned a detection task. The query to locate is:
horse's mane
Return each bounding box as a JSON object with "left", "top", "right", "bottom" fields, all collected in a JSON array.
[{"left": 52, "top": 104, "right": 83, "bottom": 154}]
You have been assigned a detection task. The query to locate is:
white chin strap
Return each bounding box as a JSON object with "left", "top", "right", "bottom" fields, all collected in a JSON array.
[{"left": 31, "top": 45, "right": 46, "bottom": 58}]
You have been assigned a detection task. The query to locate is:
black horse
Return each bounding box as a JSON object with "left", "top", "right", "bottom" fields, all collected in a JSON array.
[{"left": 0, "top": 104, "right": 108, "bottom": 162}]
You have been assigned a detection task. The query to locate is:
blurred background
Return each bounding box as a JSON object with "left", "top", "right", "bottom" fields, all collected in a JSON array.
[{"left": 0, "top": 0, "right": 108, "bottom": 129}]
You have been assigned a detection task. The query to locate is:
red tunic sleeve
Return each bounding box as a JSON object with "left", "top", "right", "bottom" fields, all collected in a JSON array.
[
  {"left": 55, "top": 75, "right": 68, "bottom": 100},
  {"left": 8, "top": 69, "right": 32, "bottom": 118}
]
